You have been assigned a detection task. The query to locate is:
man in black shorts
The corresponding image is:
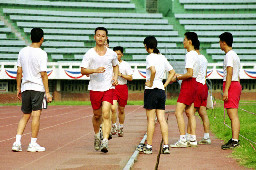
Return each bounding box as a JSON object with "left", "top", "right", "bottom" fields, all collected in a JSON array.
[{"left": 12, "top": 28, "right": 52, "bottom": 152}]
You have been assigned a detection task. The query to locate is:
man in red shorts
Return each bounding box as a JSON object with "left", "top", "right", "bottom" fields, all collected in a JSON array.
[
  {"left": 219, "top": 32, "right": 242, "bottom": 149},
  {"left": 110, "top": 46, "right": 133, "bottom": 137},
  {"left": 187, "top": 41, "right": 211, "bottom": 145},
  {"left": 170, "top": 32, "right": 199, "bottom": 148},
  {"left": 81, "top": 27, "right": 119, "bottom": 153}
]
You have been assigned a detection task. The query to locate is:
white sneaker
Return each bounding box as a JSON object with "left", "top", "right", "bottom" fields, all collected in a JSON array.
[
  {"left": 12, "top": 142, "right": 22, "bottom": 152},
  {"left": 170, "top": 140, "right": 188, "bottom": 148},
  {"left": 199, "top": 138, "right": 211, "bottom": 145},
  {"left": 188, "top": 140, "right": 198, "bottom": 147},
  {"left": 27, "top": 143, "right": 45, "bottom": 152}
]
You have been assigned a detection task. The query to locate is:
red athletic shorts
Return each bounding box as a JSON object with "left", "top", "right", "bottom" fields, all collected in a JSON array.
[
  {"left": 177, "top": 78, "right": 198, "bottom": 106},
  {"left": 90, "top": 89, "right": 113, "bottom": 110},
  {"left": 223, "top": 81, "right": 242, "bottom": 109},
  {"left": 194, "top": 82, "right": 208, "bottom": 108},
  {"left": 113, "top": 84, "right": 128, "bottom": 107}
]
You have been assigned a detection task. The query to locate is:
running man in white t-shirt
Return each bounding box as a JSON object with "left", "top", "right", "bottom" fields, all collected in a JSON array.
[
  {"left": 81, "top": 27, "right": 119, "bottom": 153},
  {"left": 12, "top": 28, "right": 52, "bottom": 152},
  {"left": 110, "top": 46, "right": 133, "bottom": 137},
  {"left": 141, "top": 36, "right": 175, "bottom": 154},
  {"left": 219, "top": 32, "right": 242, "bottom": 150},
  {"left": 187, "top": 40, "right": 211, "bottom": 145},
  {"left": 170, "top": 32, "right": 199, "bottom": 148}
]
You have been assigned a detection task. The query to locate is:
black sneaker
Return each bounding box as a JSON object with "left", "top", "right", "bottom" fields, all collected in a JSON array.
[
  {"left": 162, "top": 147, "right": 170, "bottom": 154},
  {"left": 221, "top": 139, "right": 240, "bottom": 150}
]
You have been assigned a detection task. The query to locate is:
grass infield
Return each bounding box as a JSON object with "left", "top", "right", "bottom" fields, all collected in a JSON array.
[{"left": 206, "top": 100, "right": 256, "bottom": 169}]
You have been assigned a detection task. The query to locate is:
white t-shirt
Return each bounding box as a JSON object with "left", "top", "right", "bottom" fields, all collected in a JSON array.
[
  {"left": 81, "top": 48, "right": 118, "bottom": 91},
  {"left": 17, "top": 46, "right": 47, "bottom": 92},
  {"left": 196, "top": 54, "right": 208, "bottom": 85},
  {"left": 118, "top": 60, "right": 133, "bottom": 85},
  {"left": 145, "top": 53, "right": 173, "bottom": 90},
  {"left": 185, "top": 50, "right": 199, "bottom": 78},
  {"left": 223, "top": 50, "right": 240, "bottom": 81}
]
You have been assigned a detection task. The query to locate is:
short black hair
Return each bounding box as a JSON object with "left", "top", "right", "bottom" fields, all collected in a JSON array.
[
  {"left": 219, "top": 32, "right": 233, "bottom": 47},
  {"left": 31, "top": 28, "right": 44, "bottom": 43},
  {"left": 113, "top": 46, "right": 123, "bottom": 54},
  {"left": 143, "top": 36, "right": 160, "bottom": 54},
  {"left": 194, "top": 39, "right": 200, "bottom": 50},
  {"left": 184, "top": 32, "right": 199, "bottom": 48},
  {"left": 95, "top": 27, "right": 108, "bottom": 36}
]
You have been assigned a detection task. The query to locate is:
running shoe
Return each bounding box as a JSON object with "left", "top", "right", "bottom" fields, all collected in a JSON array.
[
  {"left": 99, "top": 125, "right": 103, "bottom": 140},
  {"left": 198, "top": 138, "right": 211, "bottom": 145},
  {"left": 94, "top": 134, "right": 101, "bottom": 151},
  {"left": 188, "top": 140, "right": 198, "bottom": 147},
  {"left": 221, "top": 139, "right": 239, "bottom": 150},
  {"left": 143, "top": 146, "right": 152, "bottom": 154},
  {"left": 111, "top": 124, "right": 117, "bottom": 135},
  {"left": 162, "top": 146, "right": 170, "bottom": 154},
  {"left": 100, "top": 140, "right": 108, "bottom": 153},
  {"left": 136, "top": 143, "right": 145, "bottom": 152},
  {"left": 12, "top": 142, "right": 22, "bottom": 152},
  {"left": 27, "top": 143, "right": 45, "bottom": 152},
  {"left": 118, "top": 127, "right": 124, "bottom": 137},
  {"left": 170, "top": 140, "right": 188, "bottom": 148}
]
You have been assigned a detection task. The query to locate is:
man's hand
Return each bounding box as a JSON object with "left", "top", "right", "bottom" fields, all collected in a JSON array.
[
  {"left": 223, "top": 91, "right": 228, "bottom": 101},
  {"left": 95, "top": 67, "right": 105, "bottom": 73},
  {"left": 17, "top": 89, "right": 21, "bottom": 100},
  {"left": 112, "top": 78, "right": 118, "bottom": 86},
  {"left": 45, "top": 92, "right": 52, "bottom": 103},
  {"left": 145, "top": 81, "right": 153, "bottom": 87}
]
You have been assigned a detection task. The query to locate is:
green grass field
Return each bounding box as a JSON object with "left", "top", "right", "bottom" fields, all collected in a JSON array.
[{"left": 206, "top": 100, "right": 256, "bottom": 169}]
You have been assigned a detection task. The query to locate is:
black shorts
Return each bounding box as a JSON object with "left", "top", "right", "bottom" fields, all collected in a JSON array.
[
  {"left": 21, "top": 90, "right": 44, "bottom": 114},
  {"left": 144, "top": 89, "right": 166, "bottom": 110}
]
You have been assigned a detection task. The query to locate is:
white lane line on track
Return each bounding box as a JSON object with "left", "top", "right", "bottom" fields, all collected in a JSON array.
[
  {"left": 0, "top": 106, "right": 91, "bottom": 128},
  {"left": 0, "top": 114, "right": 92, "bottom": 143},
  {"left": 19, "top": 131, "right": 92, "bottom": 169},
  {"left": 126, "top": 105, "right": 143, "bottom": 116}
]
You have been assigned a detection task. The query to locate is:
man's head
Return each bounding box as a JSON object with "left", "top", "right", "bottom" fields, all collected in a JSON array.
[
  {"left": 219, "top": 32, "right": 233, "bottom": 51},
  {"left": 31, "top": 28, "right": 44, "bottom": 43},
  {"left": 183, "top": 32, "right": 199, "bottom": 50},
  {"left": 113, "top": 46, "right": 123, "bottom": 61},
  {"left": 94, "top": 27, "right": 108, "bottom": 46}
]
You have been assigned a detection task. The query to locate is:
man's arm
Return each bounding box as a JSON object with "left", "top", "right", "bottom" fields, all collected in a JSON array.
[
  {"left": 164, "top": 69, "right": 175, "bottom": 88},
  {"left": 16, "top": 66, "right": 22, "bottom": 100},
  {"left": 145, "top": 66, "right": 156, "bottom": 87},
  {"left": 223, "top": 66, "right": 233, "bottom": 101},
  {"left": 112, "top": 65, "right": 119, "bottom": 86},
  {"left": 176, "top": 68, "right": 193, "bottom": 80},
  {"left": 119, "top": 72, "right": 133, "bottom": 81},
  {"left": 41, "top": 71, "right": 52, "bottom": 103},
  {"left": 81, "top": 67, "right": 105, "bottom": 75}
]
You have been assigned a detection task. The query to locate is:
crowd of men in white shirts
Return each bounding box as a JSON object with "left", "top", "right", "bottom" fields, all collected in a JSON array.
[{"left": 12, "top": 27, "right": 241, "bottom": 154}]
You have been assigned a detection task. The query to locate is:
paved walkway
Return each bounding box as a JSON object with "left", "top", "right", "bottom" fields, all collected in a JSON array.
[{"left": 0, "top": 105, "right": 247, "bottom": 169}]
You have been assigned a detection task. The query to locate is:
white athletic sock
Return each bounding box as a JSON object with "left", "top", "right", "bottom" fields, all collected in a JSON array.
[
  {"left": 119, "top": 124, "right": 124, "bottom": 128},
  {"left": 31, "top": 138, "right": 37, "bottom": 145},
  {"left": 180, "top": 135, "right": 186, "bottom": 142},
  {"left": 204, "top": 133, "right": 210, "bottom": 139},
  {"left": 163, "top": 144, "right": 169, "bottom": 148},
  {"left": 190, "top": 135, "right": 196, "bottom": 141},
  {"left": 103, "top": 138, "right": 108, "bottom": 143},
  {"left": 113, "top": 123, "right": 117, "bottom": 127},
  {"left": 232, "top": 138, "right": 238, "bottom": 142},
  {"left": 146, "top": 144, "right": 152, "bottom": 148},
  {"left": 15, "top": 135, "right": 22, "bottom": 144},
  {"left": 186, "top": 134, "right": 191, "bottom": 141}
]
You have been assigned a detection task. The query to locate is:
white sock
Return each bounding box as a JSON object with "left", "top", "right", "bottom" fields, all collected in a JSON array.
[
  {"left": 103, "top": 138, "right": 108, "bottom": 143},
  {"left": 232, "top": 138, "right": 238, "bottom": 142},
  {"left": 31, "top": 138, "right": 37, "bottom": 145},
  {"left": 146, "top": 144, "right": 152, "bottom": 148},
  {"left": 119, "top": 124, "right": 124, "bottom": 128},
  {"left": 163, "top": 144, "right": 169, "bottom": 148},
  {"left": 204, "top": 133, "right": 210, "bottom": 139},
  {"left": 186, "top": 134, "right": 191, "bottom": 141},
  {"left": 15, "top": 135, "right": 22, "bottom": 144},
  {"left": 190, "top": 135, "right": 196, "bottom": 141},
  {"left": 113, "top": 123, "right": 117, "bottom": 127},
  {"left": 180, "top": 135, "right": 186, "bottom": 142}
]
